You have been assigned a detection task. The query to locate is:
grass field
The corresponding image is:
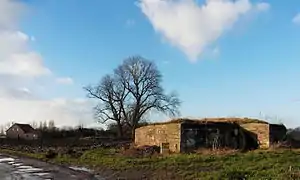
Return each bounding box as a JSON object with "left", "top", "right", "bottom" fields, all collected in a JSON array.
[{"left": 1, "top": 148, "right": 300, "bottom": 179}]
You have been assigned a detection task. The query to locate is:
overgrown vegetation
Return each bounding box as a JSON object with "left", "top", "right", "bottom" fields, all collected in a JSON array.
[{"left": 2, "top": 148, "right": 300, "bottom": 179}]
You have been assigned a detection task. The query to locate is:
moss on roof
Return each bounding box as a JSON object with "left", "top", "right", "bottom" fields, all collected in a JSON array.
[{"left": 148, "top": 117, "right": 269, "bottom": 126}]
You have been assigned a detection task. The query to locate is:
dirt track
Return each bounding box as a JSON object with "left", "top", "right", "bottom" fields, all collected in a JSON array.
[{"left": 0, "top": 154, "right": 103, "bottom": 180}]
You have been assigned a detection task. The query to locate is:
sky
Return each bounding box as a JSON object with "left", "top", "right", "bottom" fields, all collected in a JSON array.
[{"left": 1, "top": 0, "right": 300, "bottom": 128}]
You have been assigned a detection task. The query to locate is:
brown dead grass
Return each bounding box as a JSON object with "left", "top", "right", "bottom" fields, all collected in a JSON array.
[
  {"left": 120, "top": 146, "right": 160, "bottom": 158},
  {"left": 145, "top": 117, "right": 268, "bottom": 127},
  {"left": 194, "top": 148, "right": 239, "bottom": 156}
]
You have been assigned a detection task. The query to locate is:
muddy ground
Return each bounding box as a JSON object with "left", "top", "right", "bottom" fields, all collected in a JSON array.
[{"left": 0, "top": 154, "right": 103, "bottom": 180}]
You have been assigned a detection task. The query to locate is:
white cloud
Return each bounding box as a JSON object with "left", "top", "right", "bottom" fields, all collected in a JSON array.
[
  {"left": 56, "top": 77, "right": 74, "bottom": 85},
  {"left": 0, "top": 0, "right": 95, "bottom": 128},
  {"left": 0, "top": 0, "right": 25, "bottom": 30},
  {"left": 138, "top": 0, "right": 270, "bottom": 62},
  {"left": 0, "top": 51, "right": 51, "bottom": 77},
  {"left": 0, "top": 86, "right": 33, "bottom": 100},
  {"left": 0, "top": 98, "right": 95, "bottom": 127},
  {"left": 0, "top": 30, "right": 51, "bottom": 77},
  {"left": 293, "top": 13, "right": 300, "bottom": 25}
]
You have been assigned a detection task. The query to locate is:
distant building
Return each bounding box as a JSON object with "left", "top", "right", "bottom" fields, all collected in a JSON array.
[
  {"left": 6, "top": 123, "right": 39, "bottom": 140},
  {"left": 135, "top": 118, "right": 287, "bottom": 153}
]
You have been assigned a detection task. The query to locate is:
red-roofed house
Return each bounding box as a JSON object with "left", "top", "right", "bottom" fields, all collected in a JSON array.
[{"left": 6, "top": 123, "right": 39, "bottom": 140}]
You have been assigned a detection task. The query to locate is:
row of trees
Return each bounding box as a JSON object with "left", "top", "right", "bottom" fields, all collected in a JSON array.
[
  {"left": 84, "top": 56, "right": 181, "bottom": 140},
  {"left": 0, "top": 119, "right": 130, "bottom": 140},
  {"left": 30, "top": 120, "right": 56, "bottom": 130}
]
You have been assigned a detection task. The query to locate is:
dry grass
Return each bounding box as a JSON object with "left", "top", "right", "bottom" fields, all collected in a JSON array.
[
  {"left": 194, "top": 148, "right": 239, "bottom": 156},
  {"left": 141, "top": 117, "right": 269, "bottom": 128}
]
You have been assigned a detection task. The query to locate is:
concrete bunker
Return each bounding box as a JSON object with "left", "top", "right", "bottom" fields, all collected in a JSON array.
[{"left": 135, "top": 118, "right": 287, "bottom": 153}]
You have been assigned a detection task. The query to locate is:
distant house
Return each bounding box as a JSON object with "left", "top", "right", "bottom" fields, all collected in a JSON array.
[{"left": 6, "top": 123, "right": 39, "bottom": 140}]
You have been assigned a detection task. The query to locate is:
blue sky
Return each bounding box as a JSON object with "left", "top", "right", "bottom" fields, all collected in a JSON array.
[{"left": 1, "top": 0, "right": 300, "bottom": 128}]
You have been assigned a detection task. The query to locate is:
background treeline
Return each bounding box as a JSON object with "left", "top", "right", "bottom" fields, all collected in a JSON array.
[{"left": 0, "top": 120, "right": 149, "bottom": 140}]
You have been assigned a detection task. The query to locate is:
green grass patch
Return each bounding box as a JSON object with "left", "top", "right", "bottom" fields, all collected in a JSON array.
[{"left": 1, "top": 148, "right": 300, "bottom": 179}]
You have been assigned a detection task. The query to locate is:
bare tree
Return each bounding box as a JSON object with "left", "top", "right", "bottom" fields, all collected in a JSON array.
[
  {"left": 85, "top": 56, "right": 181, "bottom": 140},
  {"left": 84, "top": 75, "right": 127, "bottom": 137},
  {"left": 0, "top": 125, "right": 4, "bottom": 135},
  {"left": 31, "top": 121, "right": 38, "bottom": 129},
  {"left": 43, "top": 120, "right": 48, "bottom": 130},
  {"left": 39, "top": 121, "right": 43, "bottom": 129},
  {"left": 48, "top": 120, "right": 55, "bottom": 130},
  {"left": 5, "top": 122, "right": 11, "bottom": 131},
  {"left": 115, "top": 56, "right": 181, "bottom": 139}
]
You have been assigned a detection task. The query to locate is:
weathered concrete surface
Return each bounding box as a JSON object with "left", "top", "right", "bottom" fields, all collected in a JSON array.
[
  {"left": 136, "top": 118, "right": 286, "bottom": 152},
  {"left": 135, "top": 123, "right": 181, "bottom": 153},
  {"left": 240, "top": 123, "right": 270, "bottom": 149}
]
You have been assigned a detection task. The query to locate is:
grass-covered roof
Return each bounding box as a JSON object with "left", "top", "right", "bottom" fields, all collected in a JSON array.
[{"left": 148, "top": 117, "right": 269, "bottom": 126}]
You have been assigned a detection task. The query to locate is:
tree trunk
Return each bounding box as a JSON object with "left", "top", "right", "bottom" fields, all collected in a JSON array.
[
  {"left": 131, "top": 125, "right": 136, "bottom": 142},
  {"left": 117, "top": 121, "right": 124, "bottom": 138}
]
